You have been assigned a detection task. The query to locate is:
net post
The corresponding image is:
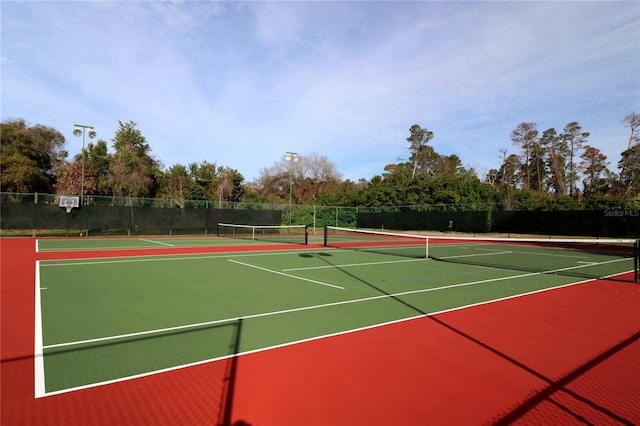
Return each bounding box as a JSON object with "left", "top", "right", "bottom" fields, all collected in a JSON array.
[
  {"left": 323, "top": 226, "right": 328, "bottom": 246},
  {"left": 631, "top": 239, "right": 638, "bottom": 283},
  {"left": 304, "top": 225, "right": 308, "bottom": 245},
  {"left": 425, "top": 236, "right": 429, "bottom": 259}
]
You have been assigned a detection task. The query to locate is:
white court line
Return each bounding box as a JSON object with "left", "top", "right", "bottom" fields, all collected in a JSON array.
[
  {"left": 34, "top": 261, "right": 46, "bottom": 398},
  {"left": 43, "top": 267, "right": 543, "bottom": 350},
  {"left": 283, "top": 257, "right": 425, "bottom": 272},
  {"left": 39, "top": 248, "right": 331, "bottom": 267},
  {"left": 439, "top": 250, "right": 513, "bottom": 260},
  {"left": 443, "top": 243, "right": 590, "bottom": 259},
  {"left": 497, "top": 249, "right": 588, "bottom": 259},
  {"left": 138, "top": 238, "right": 174, "bottom": 247},
  {"left": 37, "top": 261, "right": 635, "bottom": 398},
  {"left": 228, "top": 258, "right": 345, "bottom": 290},
  {"left": 36, "top": 254, "right": 633, "bottom": 351},
  {"left": 38, "top": 274, "right": 595, "bottom": 398}
]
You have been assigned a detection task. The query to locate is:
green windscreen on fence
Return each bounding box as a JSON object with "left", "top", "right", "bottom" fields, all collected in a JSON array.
[
  {"left": 0, "top": 201, "right": 282, "bottom": 236},
  {"left": 356, "top": 209, "right": 639, "bottom": 238}
]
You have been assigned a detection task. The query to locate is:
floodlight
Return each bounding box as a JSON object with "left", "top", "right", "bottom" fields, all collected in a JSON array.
[{"left": 72, "top": 124, "right": 96, "bottom": 208}]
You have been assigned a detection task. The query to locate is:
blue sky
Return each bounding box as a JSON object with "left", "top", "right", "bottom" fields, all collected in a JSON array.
[{"left": 2, "top": 1, "right": 639, "bottom": 182}]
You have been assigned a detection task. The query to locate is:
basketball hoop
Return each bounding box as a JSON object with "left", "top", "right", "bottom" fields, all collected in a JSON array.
[{"left": 59, "top": 195, "right": 79, "bottom": 213}]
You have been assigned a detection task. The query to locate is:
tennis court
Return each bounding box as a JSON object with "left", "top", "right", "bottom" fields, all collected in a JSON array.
[{"left": 2, "top": 228, "right": 639, "bottom": 425}]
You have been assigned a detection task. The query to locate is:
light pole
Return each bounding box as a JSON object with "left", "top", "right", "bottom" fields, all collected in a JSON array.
[
  {"left": 73, "top": 124, "right": 96, "bottom": 205},
  {"left": 285, "top": 152, "right": 299, "bottom": 228}
]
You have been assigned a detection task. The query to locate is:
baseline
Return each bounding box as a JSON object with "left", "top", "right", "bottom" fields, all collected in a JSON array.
[{"left": 37, "top": 274, "right": 596, "bottom": 398}]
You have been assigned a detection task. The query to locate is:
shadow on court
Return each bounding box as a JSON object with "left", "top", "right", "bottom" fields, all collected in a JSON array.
[
  {"left": 302, "top": 251, "right": 638, "bottom": 425},
  {"left": 1, "top": 318, "right": 251, "bottom": 426}
]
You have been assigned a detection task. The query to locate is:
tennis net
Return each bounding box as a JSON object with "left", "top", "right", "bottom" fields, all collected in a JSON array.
[
  {"left": 324, "top": 226, "right": 639, "bottom": 283},
  {"left": 217, "top": 223, "right": 308, "bottom": 245}
]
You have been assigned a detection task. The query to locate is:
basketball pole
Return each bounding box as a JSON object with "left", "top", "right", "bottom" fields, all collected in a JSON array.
[{"left": 73, "top": 124, "right": 96, "bottom": 206}]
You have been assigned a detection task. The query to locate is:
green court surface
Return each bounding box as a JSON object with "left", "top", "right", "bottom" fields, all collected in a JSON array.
[
  {"left": 37, "top": 234, "right": 324, "bottom": 251},
  {"left": 36, "top": 240, "right": 636, "bottom": 395}
]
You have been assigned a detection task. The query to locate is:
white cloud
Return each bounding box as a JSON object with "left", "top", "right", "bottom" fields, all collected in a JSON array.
[{"left": 2, "top": 1, "right": 638, "bottom": 182}]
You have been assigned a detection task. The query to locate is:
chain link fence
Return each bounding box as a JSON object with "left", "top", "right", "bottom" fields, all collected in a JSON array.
[
  {"left": 0, "top": 193, "right": 358, "bottom": 236},
  {"left": 1, "top": 192, "right": 638, "bottom": 237}
]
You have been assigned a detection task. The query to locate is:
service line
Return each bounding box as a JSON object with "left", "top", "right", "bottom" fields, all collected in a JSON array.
[{"left": 228, "top": 258, "right": 345, "bottom": 290}]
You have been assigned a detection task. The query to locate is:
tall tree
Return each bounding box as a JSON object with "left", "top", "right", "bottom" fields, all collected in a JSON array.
[
  {"left": 539, "top": 128, "right": 567, "bottom": 196},
  {"left": 54, "top": 156, "right": 97, "bottom": 196},
  {"left": 618, "top": 143, "right": 640, "bottom": 197},
  {"left": 499, "top": 152, "right": 521, "bottom": 190},
  {"left": 183, "top": 161, "right": 239, "bottom": 205},
  {"left": 256, "top": 158, "right": 295, "bottom": 203},
  {"left": 406, "top": 124, "right": 435, "bottom": 178},
  {"left": 485, "top": 168, "right": 500, "bottom": 187},
  {"left": 188, "top": 161, "right": 218, "bottom": 201},
  {"left": 621, "top": 112, "right": 640, "bottom": 150},
  {"left": 110, "top": 120, "right": 160, "bottom": 198},
  {"left": 381, "top": 163, "right": 412, "bottom": 184},
  {"left": 501, "top": 153, "right": 522, "bottom": 208},
  {"left": 510, "top": 122, "right": 538, "bottom": 190},
  {"left": 578, "top": 146, "right": 609, "bottom": 197},
  {"left": 297, "top": 153, "right": 341, "bottom": 202},
  {"left": 160, "top": 164, "right": 190, "bottom": 207},
  {"left": 433, "top": 154, "right": 464, "bottom": 177},
  {"left": 0, "top": 119, "right": 66, "bottom": 193},
  {"left": 55, "top": 139, "right": 112, "bottom": 197},
  {"left": 214, "top": 166, "right": 245, "bottom": 204},
  {"left": 619, "top": 113, "right": 640, "bottom": 190},
  {"left": 255, "top": 153, "right": 340, "bottom": 204},
  {"left": 528, "top": 139, "right": 546, "bottom": 192},
  {"left": 561, "top": 121, "right": 589, "bottom": 197},
  {"left": 85, "top": 140, "right": 113, "bottom": 195}
]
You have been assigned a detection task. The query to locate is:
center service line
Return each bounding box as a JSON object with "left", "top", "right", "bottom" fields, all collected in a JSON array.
[{"left": 228, "top": 258, "right": 345, "bottom": 290}]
